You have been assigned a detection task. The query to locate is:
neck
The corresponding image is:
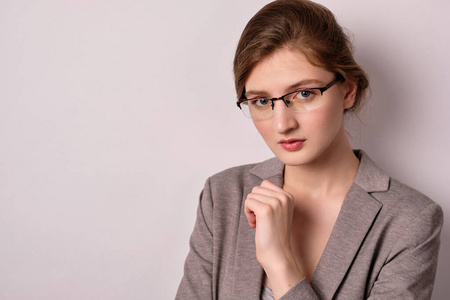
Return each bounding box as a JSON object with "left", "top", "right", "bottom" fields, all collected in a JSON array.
[{"left": 283, "top": 128, "right": 359, "bottom": 200}]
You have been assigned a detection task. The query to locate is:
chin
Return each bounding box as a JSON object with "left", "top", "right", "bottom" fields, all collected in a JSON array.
[
  {"left": 280, "top": 157, "right": 314, "bottom": 167},
  {"left": 273, "top": 150, "right": 314, "bottom": 166}
]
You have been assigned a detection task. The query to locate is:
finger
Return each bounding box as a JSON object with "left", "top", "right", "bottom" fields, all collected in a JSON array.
[
  {"left": 247, "top": 192, "right": 282, "bottom": 207},
  {"left": 260, "top": 180, "right": 287, "bottom": 193},
  {"left": 244, "top": 204, "right": 257, "bottom": 228},
  {"left": 249, "top": 187, "right": 293, "bottom": 208},
  {"left": 246, "top": 213, "right": 256, "bottom": 228},
  {"left": 251, "top": 186, "right": 286, "bottom": 199},
  {"left": 245, "top": 197, "right": 274, "bottom": 227}
]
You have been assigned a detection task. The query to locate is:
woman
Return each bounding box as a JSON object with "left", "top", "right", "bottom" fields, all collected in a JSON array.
[{"left": 176, "top": 0, "right": 443, "bottom": 299}]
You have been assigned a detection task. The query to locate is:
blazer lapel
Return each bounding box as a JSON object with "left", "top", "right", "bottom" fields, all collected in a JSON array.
[
  {"left": 310, "top": 150, "right": 389, "bottom": 299},
  {"left": 310, "top": 184, "right": 382, "bottom": 299},
  {"left": 232, "top": 158, "right": 284, "bottom": 299}
]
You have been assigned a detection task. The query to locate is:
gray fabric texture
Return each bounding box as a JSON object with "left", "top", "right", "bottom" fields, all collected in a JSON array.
[
  {"left": 261, "top": 285, "right": 274, "bottom": 300},
  {"left": 175, "top": 150, "right": 443, "bottom": 300}
]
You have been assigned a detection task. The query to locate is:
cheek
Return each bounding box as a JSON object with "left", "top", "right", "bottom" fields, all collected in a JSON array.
[
  {"left": 252, "top": 119, "right": 273, "bottom": 140},
  {"left": 303, "top": 104, "right": 344, "bottom": 135}
]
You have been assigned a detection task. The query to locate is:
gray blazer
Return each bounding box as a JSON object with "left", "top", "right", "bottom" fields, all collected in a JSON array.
[{"left": 176, "top": 151, "right": 443, "bottom": 299}]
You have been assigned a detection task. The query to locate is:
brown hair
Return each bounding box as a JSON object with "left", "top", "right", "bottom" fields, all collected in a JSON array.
[{"left": 233, "top": 0, "right": 369, "bottom": 112}]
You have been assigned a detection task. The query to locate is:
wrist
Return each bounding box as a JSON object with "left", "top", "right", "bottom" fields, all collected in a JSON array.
[{"left": 264, "top": 259, "right": 304, "bottom": 300}]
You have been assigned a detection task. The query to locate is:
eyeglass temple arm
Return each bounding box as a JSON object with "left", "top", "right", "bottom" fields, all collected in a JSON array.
[{"left": 317, "top": 76, "right": 343, "bottom": 94}]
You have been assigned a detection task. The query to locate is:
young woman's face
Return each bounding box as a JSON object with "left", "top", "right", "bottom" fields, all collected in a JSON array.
[{"left": 244, "top": 48, "right": 356, "bottom": 167}]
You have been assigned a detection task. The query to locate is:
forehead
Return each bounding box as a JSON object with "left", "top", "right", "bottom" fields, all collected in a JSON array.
[{"left": 245, "top": 49, "right": 333, "bottom": 95}]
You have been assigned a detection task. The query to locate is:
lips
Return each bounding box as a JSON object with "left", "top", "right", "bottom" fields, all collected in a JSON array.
[{"left": 278, "top": 138, "right": 305, "bottom": 151}]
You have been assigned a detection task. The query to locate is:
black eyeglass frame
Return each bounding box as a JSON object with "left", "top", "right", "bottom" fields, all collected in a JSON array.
[{"left": 236, "top": 76, "right": 343, "bottom": 111}]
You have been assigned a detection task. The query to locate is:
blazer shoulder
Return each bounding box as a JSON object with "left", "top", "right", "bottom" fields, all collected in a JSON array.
[
  {"left": 383, "top": 178, "right": 440, "bottom": 210},
  {"left": 355, "top": 151, "right": 442, "bottom": 218},
  {"left": 373, "top": 177, "right": 443, "bottom": 229}
]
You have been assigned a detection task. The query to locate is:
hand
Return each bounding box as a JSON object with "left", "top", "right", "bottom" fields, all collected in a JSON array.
[
  {"left": 244, "top": 180, "right": 303, "bottom": 299},
  {"left": 245, "top": 180, "right": 294, "bottom": 265}
]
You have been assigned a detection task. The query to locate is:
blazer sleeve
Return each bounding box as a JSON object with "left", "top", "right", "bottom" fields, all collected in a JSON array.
[
  {"left": 367, "top": 202, "right": 443, "bottom": 299},
  {"left": 176, "top": 178, "right": 214, "bottom": 300}
]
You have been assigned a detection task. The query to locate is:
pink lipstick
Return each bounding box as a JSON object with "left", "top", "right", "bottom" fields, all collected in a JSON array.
[{"left": 279, "top": 138, "right": 305, "bottom": 151}]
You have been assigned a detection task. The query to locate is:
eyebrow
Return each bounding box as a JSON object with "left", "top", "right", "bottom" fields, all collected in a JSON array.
[{"left": 245, "top": 79, "right": 326, "bottom": 99}]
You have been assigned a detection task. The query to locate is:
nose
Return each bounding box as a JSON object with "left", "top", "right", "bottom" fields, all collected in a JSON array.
[{"left": 271, "top": 100, "right": 298, "bottom": 134}]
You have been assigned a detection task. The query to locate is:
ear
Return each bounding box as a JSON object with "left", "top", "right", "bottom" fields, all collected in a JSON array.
[{"left": 342, "top": 81, "right": 357, "bottom": 110}]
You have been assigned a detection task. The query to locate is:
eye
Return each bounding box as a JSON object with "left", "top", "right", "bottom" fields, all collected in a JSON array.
[
  {"left": 250, "top": 98, "right": 270, "bottom": 107},
  {"left": 293, "top": 89, "right": 317, "bottom": 101},
  {"left": 297, "top": 90, "right": 312, "bottom": 98}
]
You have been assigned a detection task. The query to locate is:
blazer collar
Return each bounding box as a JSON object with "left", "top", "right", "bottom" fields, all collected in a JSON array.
[
  {"left": 352, "top": 150, "right": 390, "bottom": 192},
  {"left": 249, "top": 156, "right": 284, "bottom": 181},
  {"left": 233, "top": 150, "right": 389, "bottom": 299}
]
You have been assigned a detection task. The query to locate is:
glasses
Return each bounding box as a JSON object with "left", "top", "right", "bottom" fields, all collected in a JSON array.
[{"left": 236, "top": 77, "right": 342, "bottom": 120}]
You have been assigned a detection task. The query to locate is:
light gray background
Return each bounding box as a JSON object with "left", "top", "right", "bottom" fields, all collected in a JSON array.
[{"left": 1, "top": 0, "right": 449, "bottom": 299}]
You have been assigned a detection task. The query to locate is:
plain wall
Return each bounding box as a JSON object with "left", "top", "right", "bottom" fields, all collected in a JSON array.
[{"left": 1, "top": 0, "right": 449, "bottom": 299}]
